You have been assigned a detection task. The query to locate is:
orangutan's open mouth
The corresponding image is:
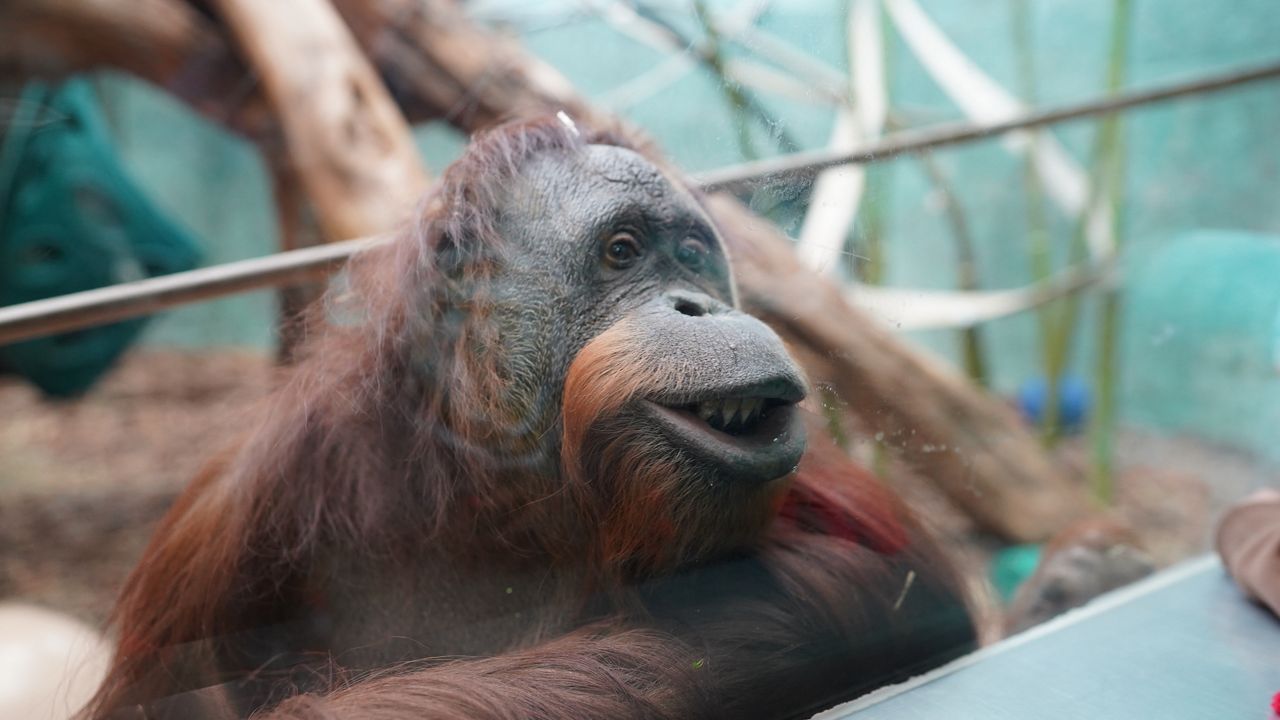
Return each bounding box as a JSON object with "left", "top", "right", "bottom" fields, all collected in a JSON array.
[
  {"left": 643, "top": 378, "right": 807, "bottom": 485},
  {"left": 685, "top": 395, "right": 793, "bottom": 436}
]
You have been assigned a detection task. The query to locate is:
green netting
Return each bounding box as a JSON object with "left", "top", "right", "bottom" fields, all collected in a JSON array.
[{"left": 0, "top": 79, "right": 202, "bottom": 397}]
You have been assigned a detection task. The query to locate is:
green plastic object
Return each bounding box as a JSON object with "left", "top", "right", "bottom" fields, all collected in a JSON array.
[
  {"left": 0, "top": 79, "right": 201, "bottom": 397},
  {"left": 990, "top": 544, "right": 1043, "bottom": 602}
]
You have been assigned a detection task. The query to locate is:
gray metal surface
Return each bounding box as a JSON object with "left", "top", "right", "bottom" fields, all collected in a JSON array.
[{"left": 817, "top": 556, "right": 1279, "bottom": 720}]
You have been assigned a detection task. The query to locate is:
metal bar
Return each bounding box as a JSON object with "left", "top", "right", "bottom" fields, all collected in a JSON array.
[
  {"left": 693, "top": 60, "right": 1280, "bottom": 193},
  {"left": 2, "top": 60, "right": 1279, "bottom": 346},
  {"left": 0, "top": 236, "right": 383, "bottom": 345}
]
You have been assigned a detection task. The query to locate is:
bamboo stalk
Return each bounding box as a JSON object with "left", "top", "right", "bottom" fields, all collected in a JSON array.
[
  {"left": 913, "top": 149, "right": 989, "bottom": 386},
  {"left": 1041, "top": 0, "right": 1132, "bottom": 453},
  {"left": 1088, "top": 0, "right": 1134, "bottom": 504},
  {"left": 1010, "top": 0, "right": 1061, "bottom": 443},
  {"left": 794, "top": 0, "right": 886, "bottom": 274}
]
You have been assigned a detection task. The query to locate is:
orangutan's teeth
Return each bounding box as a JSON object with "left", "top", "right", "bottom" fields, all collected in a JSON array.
[
  {"left": 694, "top": 397, "right": 772, "bottom": 431},
  {"left": 699, "top": 401, "right": 727, "bottom": 427},
  {"left": 725, "top": 398, "right": 742, "bottom": 425}
]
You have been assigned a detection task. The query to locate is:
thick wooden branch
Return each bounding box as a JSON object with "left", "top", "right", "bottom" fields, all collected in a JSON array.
[
  {"left": 0, "top": 0, "right": 196, "bottom": 77},
  {"left": 329, "top": 0, "right": 585, "bottom": 130},
  {"left": 207, "top": 0, "right": 429, "bottom": 240},
  {"left": 0, "top": 0, "right": 565, "bottom": 137},
  {"left": 0, "top": 0, "right": 272, "bottom": 137}
]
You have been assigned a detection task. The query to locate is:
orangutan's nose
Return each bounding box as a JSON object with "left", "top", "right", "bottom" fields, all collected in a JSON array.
[{"left": 666, "top": 290, "right": 730, "bottom": 318}]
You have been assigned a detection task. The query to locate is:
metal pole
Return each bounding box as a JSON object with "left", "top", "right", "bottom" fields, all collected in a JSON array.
[
  {"left": 0, "top": 237, "right": 382, "bottom": 345},
  {"left": 2, "top": 60, "right": 1279, "bottom": 346},
  {"left": 693, "top": 61, "right": 1280, "bottom": 193}
]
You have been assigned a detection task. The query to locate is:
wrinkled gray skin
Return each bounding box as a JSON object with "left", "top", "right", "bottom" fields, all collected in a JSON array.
[
  {"left": 325, "top": 145, "right": 807, "bottom": 667},
  {"left": 480, "top": 144, "right": 807, "bottom": 480}
]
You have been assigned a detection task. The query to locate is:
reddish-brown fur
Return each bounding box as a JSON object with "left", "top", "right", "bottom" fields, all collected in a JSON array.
[{"left": 85, "top": 117, "right": 974, "bottom": 720}]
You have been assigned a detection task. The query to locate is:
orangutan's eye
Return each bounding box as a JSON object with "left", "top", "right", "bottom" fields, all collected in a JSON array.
[
  {"left": 675, "top": 237, "right": 709, "bottom": 272},
  {"left": 603, "top": 232, "right": 642, "bottom": 270}
]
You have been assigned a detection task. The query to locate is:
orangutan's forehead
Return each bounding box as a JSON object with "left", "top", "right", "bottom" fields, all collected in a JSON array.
[
  {"left": 582, "top": 145, "right": 672, "bottom": 194},
  {"left": 514, "top": 144, "right": 679, "bottom": 200},
  {"left": 504, "top": 145, "right": 702, "bottom": 233}
]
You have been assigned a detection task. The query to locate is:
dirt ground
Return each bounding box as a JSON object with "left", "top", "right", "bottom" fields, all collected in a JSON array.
[
  {"left": 0, "top": 350, "right": 277, "bottom": 623},
  {"left": 0, "top": 349, "right": 1275, "bottom": 630}
]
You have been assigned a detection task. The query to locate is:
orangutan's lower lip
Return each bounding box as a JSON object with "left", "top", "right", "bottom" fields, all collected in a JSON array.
[{"left": 642, "top": 399, "right": 806, "bottom": 485}]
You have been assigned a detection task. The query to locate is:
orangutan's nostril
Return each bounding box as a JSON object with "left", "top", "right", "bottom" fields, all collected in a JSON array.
[{"left": 674, "top": 298, "right": 707, "bottom": 317}]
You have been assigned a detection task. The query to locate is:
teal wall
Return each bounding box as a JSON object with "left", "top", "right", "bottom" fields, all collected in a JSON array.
[
  {"left": 97, "top": 81, "right": 278, "bottom": 350},
  {"left": 1123, "top": 232, "right": 1280, "bottom": 462},
  {"left": 96, "top": 83, "right": 471, "bottom": 350},
  {"left": 90, "top": 0, "right": 1280, "bottom": 460}
]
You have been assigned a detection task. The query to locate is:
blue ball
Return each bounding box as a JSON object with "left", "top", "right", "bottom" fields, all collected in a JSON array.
[{"left": 1016, "top": 375, "right": 1090, "bottom": 432}]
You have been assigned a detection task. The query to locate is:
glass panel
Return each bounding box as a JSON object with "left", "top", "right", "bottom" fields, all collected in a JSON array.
[{"left": 1, "top": 2, "right": 1277, "bottom": 718}]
